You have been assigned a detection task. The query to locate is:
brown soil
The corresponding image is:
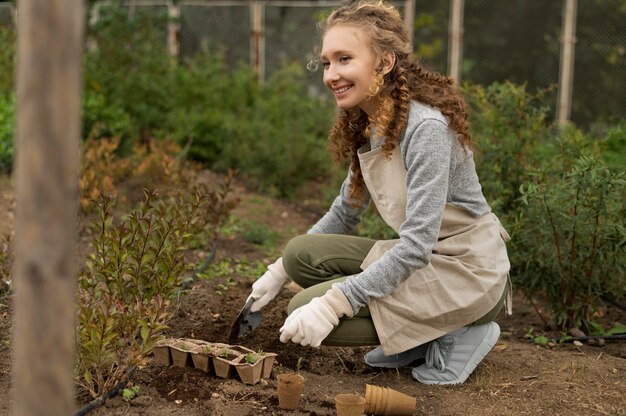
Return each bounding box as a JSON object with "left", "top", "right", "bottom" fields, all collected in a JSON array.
[{"left": 0, "top": 174, "right": 625, "bottom": 416}]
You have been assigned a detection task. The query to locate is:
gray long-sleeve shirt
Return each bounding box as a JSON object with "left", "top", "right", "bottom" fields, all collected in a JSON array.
[{"left": 309, "top": 101, "right": 491, "bottom": 314}]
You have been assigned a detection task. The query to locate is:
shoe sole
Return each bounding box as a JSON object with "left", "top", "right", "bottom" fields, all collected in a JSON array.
[
  {"left": 364, "top": 345, "right": 428, "bottom": 369},
  {"left": 364, "top": 354, "right": 424, "bottom": 369},
  {"left": 413, "top": 322, "right": 501, "bottom": 386}
]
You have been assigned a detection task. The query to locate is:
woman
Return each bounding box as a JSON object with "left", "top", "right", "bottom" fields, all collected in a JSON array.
[{"left": 246, "top": 0, "right": 511, "bottom": 385}]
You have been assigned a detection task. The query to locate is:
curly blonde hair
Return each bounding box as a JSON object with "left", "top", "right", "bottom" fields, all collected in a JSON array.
[{"left": 321, "top": 0, "right": 472, "bottom": 205}]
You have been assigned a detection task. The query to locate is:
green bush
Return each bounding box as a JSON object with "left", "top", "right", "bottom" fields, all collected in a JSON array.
[
  {"left": 466, "top": 81, "right": 626, "bottom": 330},
  {"left": 82, "top": 88, "right": 134, "bottom": 142},
  {"left": 598, "top": 124, "right": 626, "bottom": 170},
  {"left": 76, "top": 181, "right": 236, "bottom": 398},
  {"left": 221, "top": 63, "right": 334, "bottom": 196},
  {"left": 0, "top": 93, "right": 14, "bottom": 173},
  {"left": 85, "top": 4, "right": 173, "bottom": 143},
  {"left": 173, "top": 60, "right": 334, "bottom": 197},
  {"left": 465, "top": 81, "right": 555, "bottom": 218},
  {"left": 0, "top": 27, "right": 15, "bottom": 95},
  {"left": 76, "top": 191, "right": 189, "bottom": 398},
  {"left": 165, "top": 53, "right": 257, "bottom": 165},
  {"left": 85, "top": 6, "right": 334, "bottom": 197},
  {"left": 513, "top": 155, "right": 625, "bottom": 330}
]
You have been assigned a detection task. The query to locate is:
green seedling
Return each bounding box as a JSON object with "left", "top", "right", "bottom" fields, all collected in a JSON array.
[
  {"left": 244, "top": 352, "right": 257, "bottom": 364},
  {"left": 524, "top": 328, "right": 551, "bottom": 346},
  {"left": 122, "top": 385, "right": 140, "bottom": 401}
]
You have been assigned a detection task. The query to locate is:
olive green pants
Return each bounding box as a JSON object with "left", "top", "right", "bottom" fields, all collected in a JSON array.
[{"left": 282, "top": 233, "right": 505, "bottom": 347}]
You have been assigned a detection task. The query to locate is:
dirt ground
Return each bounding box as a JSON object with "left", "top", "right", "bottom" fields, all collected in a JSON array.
[{"left": 0, "top": 174, "right": 625, "bottom": 416}]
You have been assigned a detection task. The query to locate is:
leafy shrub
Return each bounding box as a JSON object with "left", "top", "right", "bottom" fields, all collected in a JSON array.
[
  {"left": 82, "top": 88, "right": 134, "bottom": 142},
  {"left": 76, "top": 178, "right": 237, "bottom": 398},
  {"left": 513, "top": 155, "right": 625, "bottom": 330},
  {"left": 79, "top": 137, "right": 133, "bottom": 211},
  {"left": 79, "top": 136, "right": 214, "bottom": 214},
  {"left": 464, "top": 81, "right": 626, "bottom": 330},
  {"left": 220, "top": 63, "right": 334, "bottom": 196},
  {"left": 598, "top": 124, "right": 626, "bottom": 170},
  {"left": 85, "top": 7, "right": 334, "bottom": 197},
  {"left": 0, "top": 93, "right": 14, "bottom": 174},
  {"left": 165, "top": 53, "right": 257, "bottom": 165},
  {"left": 85, "top": 4, "right": 173, "bottom": 143},
  {"left": 76, "top": 191, "right": 185, "bottom": 398},
  {"left": 168, "top": 58, "right": 334, "bottom": 197},
  {"left": 465, "top": 81, "right": 555, "bottom": 218}
]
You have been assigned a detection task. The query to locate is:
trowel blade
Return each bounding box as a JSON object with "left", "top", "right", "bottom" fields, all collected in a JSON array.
[{"left": 227, "top": 297, "right": 263, "bottom": 343}]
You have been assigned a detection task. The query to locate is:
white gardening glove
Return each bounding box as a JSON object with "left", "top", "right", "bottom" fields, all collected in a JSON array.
[
  {"left": 247, "top": 257, "right": 290, "bottom": 313},
  {"left": 279, "top": 285, "right": 353, "bottom": 348}
]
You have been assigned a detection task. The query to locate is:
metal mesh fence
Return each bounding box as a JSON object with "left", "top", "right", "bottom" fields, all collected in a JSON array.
[
  {"left": 459, "top": 0, "right": 562, "bottom": 120},
  {"left": 413, "top": 0, "right": 449, "bottom": 74},
  {"left": 1, "top": 1, "right": 624, "bottom": 126},
  {"left": 93, "top": 1, "right": 170, "bottom": 46},
  {"left": 0, "top": 3, "right": 15, "bottom": 29},
  {"left": 179, "top": 2, "right": 250, "bottom": 67},
  {"left": 176, "top": 1, "right": 405, "bottom": 93},
  {"left": 463, "top": 0, "right": 562, "bottom": 92},
  {"left": 572, "top": 0, "right": 626, "bottom": 126},
  {"left": 263, "top": 3, "right": 339, "bottom": 94},
  {"left": 456, "top": 0, "right": 626, "bottom": 127}
]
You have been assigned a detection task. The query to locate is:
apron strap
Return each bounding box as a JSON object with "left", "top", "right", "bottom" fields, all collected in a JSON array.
[{"left": 504, "top": 273, "right": 513, "bottom": 316}]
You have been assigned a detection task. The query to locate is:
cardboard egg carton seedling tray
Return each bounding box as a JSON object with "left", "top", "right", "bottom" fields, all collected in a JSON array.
[{"left": 152, "top": 337, "right": 277, "bottom": 385}]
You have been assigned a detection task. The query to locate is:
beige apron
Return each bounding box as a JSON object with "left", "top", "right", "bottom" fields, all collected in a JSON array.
[{"left": 358, "top": 145, "right": 512, "bottom": 355}]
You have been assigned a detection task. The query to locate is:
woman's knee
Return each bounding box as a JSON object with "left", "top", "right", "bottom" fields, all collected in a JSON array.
[
  {"left": 282, "top": 234, "right": 310, "bottom": 279},
  {"left": 283, "top": 234, "right": 328, "bottom": 280}
]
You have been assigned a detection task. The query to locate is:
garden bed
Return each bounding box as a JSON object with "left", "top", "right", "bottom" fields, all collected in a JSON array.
[{"left": 0, "top": 175, "right": 624, "bottom": 415}]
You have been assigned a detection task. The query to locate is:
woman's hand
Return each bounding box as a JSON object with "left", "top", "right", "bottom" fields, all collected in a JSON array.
[
  {"left": 279, "top": 286, "right": 353, "bottom": 347},
  {"left": 248, "top": 258, "right": 289, "bottom": 312}
]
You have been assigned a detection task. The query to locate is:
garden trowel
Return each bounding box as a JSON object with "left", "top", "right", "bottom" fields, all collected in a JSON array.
[{"left": 228, "top": 297, "right": 263, "bottom": 342}]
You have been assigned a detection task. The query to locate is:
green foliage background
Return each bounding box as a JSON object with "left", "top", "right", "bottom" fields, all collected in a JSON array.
[{"left": 0, "top": 2, "right": 624, "bottom": 331}]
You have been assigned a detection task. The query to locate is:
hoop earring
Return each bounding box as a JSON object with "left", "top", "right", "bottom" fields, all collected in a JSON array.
[{"left": 367, "top": 71, "right": 385, "bottom": 99}]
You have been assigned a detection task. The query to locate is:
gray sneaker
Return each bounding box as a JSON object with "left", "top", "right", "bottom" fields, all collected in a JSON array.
[
  {"left": 364, "top": 343, "right": 430, "bottom": 369},
  {"left": 411, "top": 321, "right": 500, "bottom": 385}
]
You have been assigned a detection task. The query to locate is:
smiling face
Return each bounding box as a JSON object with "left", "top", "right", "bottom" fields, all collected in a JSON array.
[{"left": 321, "top": 25, "right": 381, "bottom": 115}]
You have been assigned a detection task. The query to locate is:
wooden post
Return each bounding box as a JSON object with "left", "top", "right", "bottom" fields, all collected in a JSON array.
[
  {"left": 447, "top": 0, "right": 465, "bottom": 82},
  {"left": 557, "top": 0, "right": 577, "bottom": 127},
  {"left": 403, "top": 0, "right": 415, "bottom": 49},
  {"left": 250, "top": 0, "right": 265, "bottom": 84},
  {"left": 167, "top": 2, "right": 180, "bottom": 58},
  {"left": 13, "top": 0, "right": 83, "bottom": 415}
]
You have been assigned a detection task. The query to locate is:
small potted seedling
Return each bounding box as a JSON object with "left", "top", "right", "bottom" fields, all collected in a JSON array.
[
  {"left": 151, "top": 338, "right": 172, "bottom": 366},
  {"left": 170, "top": 340, "right": 194, "bottom": 368},
  {"left": 277, "top": 357, "right": 305, "bottom": 410},
  {"left": 234, "top": 351, "right": 265, "bottom": 385},
  {"left": 212, "top": 347, "right": 242, "bottom": 379},
  {"left": 244, "top": 352, "right": 258, "bottom": 364},
  {"left": 258, "top": 350, "right": 278, "bottom": 379},
  {"left": 190, "top": 344, "right": 213, "bottom": 373}
]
